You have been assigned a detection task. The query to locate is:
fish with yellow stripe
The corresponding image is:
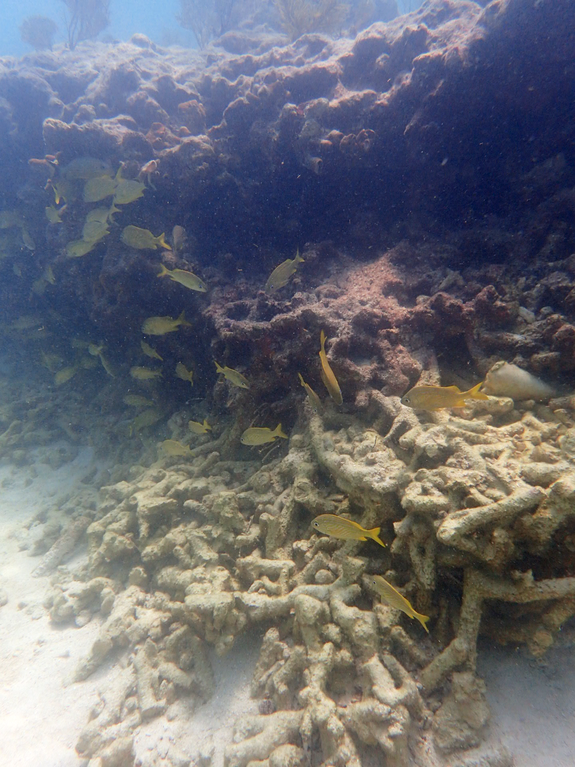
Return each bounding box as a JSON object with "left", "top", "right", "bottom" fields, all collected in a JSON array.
[
  {"left": 400, "top": 382, "right": 488, "bottom": 411},
  {"left": 370, "top": 575, "right": 430, "bottom": 633},
  {"left": 319, "top": 330, "right": 342, "bottom": 405},
  {"left": 311, "top": 514, "right": 385, "bottom": 548}
]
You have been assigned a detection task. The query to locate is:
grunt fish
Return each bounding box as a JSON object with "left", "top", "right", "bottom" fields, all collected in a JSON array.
[
  {"left": 298, "top": 372, "right": 322, "bottom": 412},
  {"left": 121, "top": 225, "right": 170, "bottom": 250},
  {"left": 189, "top": 418, "right": 212, "bottom": 435},
  {"left": 240, "top": 424, "right": 288, "bottom": 445},
  {"left": 157, "top": 263, "right": 207, "bottom": 292},
  {"left": 114, "top": 179, "right": 146, "bottom": 205},
  {"left": 312, "top": 514, "right": 386, "bottom": 548},
  {"left": 401, "top": 382, "right": 488, "bottom": 411},
  {"left": 124, "top": 394, "right": 154, "bottom": 408},
  {"left": 482, "top": 361, "right": 555, "bottom": 401},
  {"left": 158, "top": 439, "right": 191, "bottom": 457},
  {"left": 82, "top": 219, "right": 109, "bottom": 242},
  {"left": 370, "top": 575, "right": 430, "bottom": 633},
  {"left": 66, "top": 239, "right": 96, "bottom": 258},
  {"left": 265, "top": 249, "right": 304, "bottom": 292},
  {"left": 142, "top": 310, "right": 190, "bottom": 336},
  {"left": 45, "top": 205, "right": 64, "bottom": 224},
  {"left": 130, "top": 366, "right": 162, "bottom": 380},
  {"left": 61, "top": 157, "right": 112, "bottom": 180},
  {"left": 54, "top": 366, "right": 77, "bottom": 386},
  {"left": 175, "top": 362, "right": 194, "bottom": 385},
  {"left": 319, "top": 330, "right": 343, "bottom": 405},
  {"left": 141, "top": 340, "right": 163, "bottom": 361},
  {"left": 83, "top": 175, "right": 117, "bottom": 203},
  {"left": 130, "top": 408, "right": 163, "bottom": 434},
  {"left": 214, "top": 361, "right": 250, "bottom": 389}
]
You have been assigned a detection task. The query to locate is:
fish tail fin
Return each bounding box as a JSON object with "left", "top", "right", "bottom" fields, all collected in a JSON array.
[
  {"left": 274, "top": 424, "right": 289, "bottom": 440},
  {"left": 177, "top": 309, "right": 191, "bottom": 327},
  {"left": 157, "top": 233, "right": 172, "bottom": 250},
  {"left": 204, "top": 419, "right": 212, "bottom": 431},
  {"left": 296, "top": 248, "right": 304, "bottom": 263},
  {"left": 320, "top": 329, "right": 326, "bottom": 352},
  {"left": 214, "top": 360, "right": 224, "bottom": 373},
  {"left": 157, "top": 263, "right": 169, "bottom": 278},
  {"left": 367, "top": 527, "right": 386, "bottom": 548},
  {"left": 298, "top": 372, "right": 305, "bottom": 387},
  {"left": 466, "top": 381, "right": 489, "bottom": 401},
  {"left": 415, "top": 612, "right": 430, "bottom": 633}
]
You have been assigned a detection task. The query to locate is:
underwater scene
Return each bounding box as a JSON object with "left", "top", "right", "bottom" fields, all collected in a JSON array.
[{"left": 1, "top": 0, "right": 575, "bottom": 765}]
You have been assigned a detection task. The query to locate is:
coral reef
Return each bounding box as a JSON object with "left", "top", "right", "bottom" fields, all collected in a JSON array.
[{"left": 1, "top": 0, "right": 575, "bottom": 764}]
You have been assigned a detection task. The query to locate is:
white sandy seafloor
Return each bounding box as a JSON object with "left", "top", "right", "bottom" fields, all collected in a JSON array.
[{"left": 1, "top": 450, "right": 574, "bottom": 767}]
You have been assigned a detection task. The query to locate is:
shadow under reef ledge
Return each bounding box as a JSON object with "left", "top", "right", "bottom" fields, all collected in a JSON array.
[{"left": 13, "top": 386, "right": 575, "bottom": 767}]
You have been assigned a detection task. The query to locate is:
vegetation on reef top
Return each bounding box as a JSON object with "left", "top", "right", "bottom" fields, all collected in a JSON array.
[
  {"left": 59, "top": 0, "right": 110, "bottom": 50},
  {"left": 274, "top": 0, "right": 349, "bottom": 41},
  {"left": 19, "top": 15, "right": 58, "bottom": 51},
  {"left": 177, "top": 0, "right": 240, "bottom": 48}
]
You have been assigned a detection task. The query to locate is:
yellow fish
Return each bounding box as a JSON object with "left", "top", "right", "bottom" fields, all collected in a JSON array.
[
  {"left": 123, "top": 394, "right": 154, "bottom": 408},
  {"left": 158, "top": 439, "right": 191, "bottom": 457},
  {"left": 86, "top": 204, "right": 120, "bottom": 224},
  {"left": 214, "top": 361, "right": 250, "bottom": 389},
  {"left": 82, "top": 219, "right": 109, "bottom": 242},
  {"left": 370, "top": 575, "right": 430, "bottom": 633},
  {"left": 141, "top": 340, "right": 163, "bottom": 361},
  {"left": 45, "top": 205, "right": 63, "bottom": 224},
  {"left": 175, "top": 362, "right": 194, "bottom": 385},
  {"left": 157, "top": 263, "right": 207, "bottom": 292},
  {"left": 298, "top": 373, "right": 321, "bottom": 411},
  {"left": 189, "top": 418, "right": 212, "bottom": 435},
  {"left": 130, "top": 366, "right": 162, "bottom": 380},
  {"left": 22, "top": 230, "right": 35, "bottom": 250},
  {"left": 61, "top": 157, "right": 112, "bottom": 180},
  {"left": 114, "top": 179, "right": 146, "bottom": 205},
  {"left": 83, "top": 175, "right": 117, "bottom": 203},
  {"left": 50, "top": 179, "right": 76, "bottom": 205},
  {"left": 311, "top": 514, "right": 386, "bottom": 548},
  {"left": 319, "top": 330, "right": 342, "bottom": 405},
  {"left": 66, "top": 239, "right": 96, "bottom": 258},
  {"left": 54, "top": 366, "right": 77, "bottom": 386},
  {"left": 130, "top": 408, "right": 164, "bottom": 434},
  {"left": 142, "top": 310, "right": 190, "bottom": 335},
  {"left": 400, "top": 382, "right": 488, "bottom": 411},
  {"left": 265, "top": 249, "right": 304, "bottom": 292},
  {"left": 172, "top": 225, "right": 186, "bottom": 251},
  {"left": 240, "top": 424, "right": 288, "bottom": 445},
  {"left": 121, "top": 225, "right": 170, "bottom": 250}
]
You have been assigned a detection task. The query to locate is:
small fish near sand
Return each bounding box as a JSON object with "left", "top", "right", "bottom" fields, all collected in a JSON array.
[
  {"left": 370, "top": 575, "right": 430, "bottom": 633},
  {"left": 189, "top": 418, "right": 212, "bottom": 435},
  {"left": 319, "top": 330, "right": 343, "bottom": 405},
  {"left": 158, "top": 263, "right": 207, "bottom": 292},
  {"left": 265, "top": 249, "right": 304, "bottom": 292},
  {"left": 401, "top": 382, "right": 488, "bottom": 411},
  {"left": 240, "top": 424, "right": 288, "bottom": 445},
  {"left": 121, "top": 225, "right": 170, "bottom": 251},
  {"left": 214, "top": 361, "right": 250, "bottom": 389},
  {"left": 312, "top": 514, "right": 386, "bottom": 548},
  {"left": 142, "top": 311, "right": 191, "bottom": 336}
]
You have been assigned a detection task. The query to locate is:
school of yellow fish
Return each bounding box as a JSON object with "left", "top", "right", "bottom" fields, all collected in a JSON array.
[{"left": 8, "top": 154, "right": 519, "bottom": 640}]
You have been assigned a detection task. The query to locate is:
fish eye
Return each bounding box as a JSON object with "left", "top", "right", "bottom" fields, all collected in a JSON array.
[{"left": 402, "top": 396, "right": 410, "bottom": 404}]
